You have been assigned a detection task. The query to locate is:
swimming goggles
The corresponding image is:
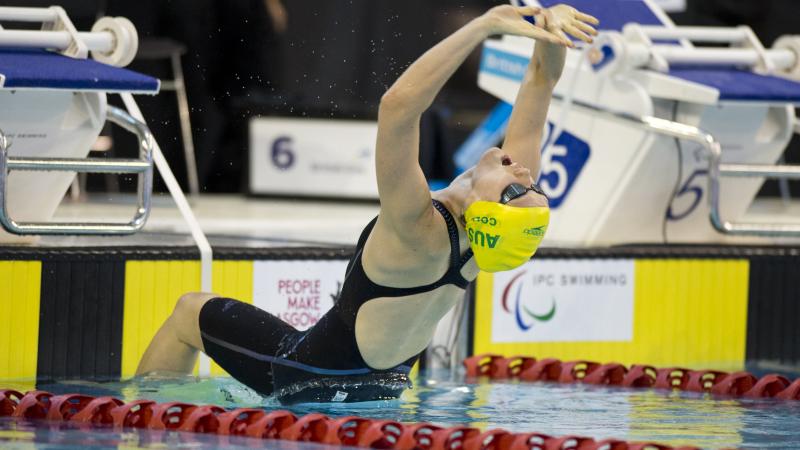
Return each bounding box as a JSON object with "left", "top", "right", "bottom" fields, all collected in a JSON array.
[{"left": 499, "top": 183, "right": 547, "bottom": 204}]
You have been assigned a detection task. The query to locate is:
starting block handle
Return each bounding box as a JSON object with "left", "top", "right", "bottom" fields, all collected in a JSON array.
[
  {"left": 652, "top": 45, "right": 796, "bottom": 70},
  {"left": 0, "top": 29, "right": 114, "bottom": 54},
  {"left": 0, "top": 6, "right": 138, "bottom": 66},
  {"left": 635, "top": 25, "right": 749, "bottom": 44},
  {"left": 0, "top": 7, "right": 59, "bottom": 23},
  {"left": 7, "top": 157, "right": 150, "bottom": 173},
  {"left": 0, "top": 106, "right": 154, "bottom": 236},
  {"left": 719, "top": 164, "right": 800, "bottom": 180},
  {"left": 618, "top": 24, "right": 799, "bottom": 74}
]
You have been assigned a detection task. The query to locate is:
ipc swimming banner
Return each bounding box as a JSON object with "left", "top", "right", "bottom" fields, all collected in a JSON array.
[{"left": 490, "top": 260, "right": 634, "bottom": 343}]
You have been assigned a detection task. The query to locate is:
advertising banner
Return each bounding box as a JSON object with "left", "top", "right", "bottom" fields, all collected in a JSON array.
[
  {"left": 490, "top": 259, "right": 634, "bottom": 343},
  {"left": 252, "top": 260, "right": 349, "bottom": 330}
]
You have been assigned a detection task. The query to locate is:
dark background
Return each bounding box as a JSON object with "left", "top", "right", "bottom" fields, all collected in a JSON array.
[{"left": 1, "top": 0, "right": 798, "bottom": 195}]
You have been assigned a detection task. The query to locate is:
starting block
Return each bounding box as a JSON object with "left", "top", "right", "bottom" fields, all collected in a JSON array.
[
  {"left": 470, "top": 0, "right": 800, "bottom": 245},
  {"left": 0, "top": 6, "right": 159, "bottom": 242}
]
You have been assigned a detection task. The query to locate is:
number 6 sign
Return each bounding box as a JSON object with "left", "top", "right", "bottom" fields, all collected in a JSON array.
[{"left": 271, "top": 136, "right": 295, "bottom": 170}]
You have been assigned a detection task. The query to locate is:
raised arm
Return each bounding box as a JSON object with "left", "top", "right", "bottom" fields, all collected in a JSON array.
[
  {"left": 375, "top": 6, "right": 570, "bottom": 230},
  {"left": 501, "top": 6, "right": 598, "bottom": 174}
]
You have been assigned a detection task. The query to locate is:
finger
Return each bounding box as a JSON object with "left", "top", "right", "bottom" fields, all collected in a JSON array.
[
  {"left": 540, "top": 9, "right": 554, "bottom": 28},
  {"left": 574, "top": 20, "right": 598, "bottom": 36},
  {"left": 528, "top": 28, "right": 570, "bottom": 46},
  {"left": 554, "top": 29, "right": 574, "bottom": 47},
  {"left": 516, "top": 6, "right": 542, "bottom": 17},
  {"left": 565, "top": 24, "right": 593, "bottom": 43},
  {"left": 575, "top": 11, "right": 600, "bottom": 25}
]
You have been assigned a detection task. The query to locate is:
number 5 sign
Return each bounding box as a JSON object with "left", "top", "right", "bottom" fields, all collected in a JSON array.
[
  {"left": 538, "top": 123, "right": 591, "bottom": 208},
  {"left": 667, "top": 169, "right": 709, "bottom": 221}
]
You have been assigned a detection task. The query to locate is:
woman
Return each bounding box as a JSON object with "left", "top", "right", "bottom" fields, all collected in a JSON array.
[{"left": 137, "top": 4, "right": 598, "bottom": 404}]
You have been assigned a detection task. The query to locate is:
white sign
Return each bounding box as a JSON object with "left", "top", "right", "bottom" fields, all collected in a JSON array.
[
  {"left": 490, "top": 260, "right": 634, "bottom": 343},
  {"left": 252, "top": 260, "right": 349, "bottom": 330},
  {"left": 249, "top": 118, "right": 378, "bottom": 198},
  {"left": 650, "top": 0, "right": 686, "bottom": 13}
]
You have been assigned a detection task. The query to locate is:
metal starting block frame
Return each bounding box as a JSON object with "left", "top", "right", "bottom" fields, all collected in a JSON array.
[
  {"left": 562, "top": 95, "right": 800, "bottom": 237},
  {"left": 0, "top": 106, "right": 153, "bottom": 235}
]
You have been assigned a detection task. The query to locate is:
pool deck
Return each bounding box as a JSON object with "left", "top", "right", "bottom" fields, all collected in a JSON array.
[
  {"left": 44, "top": 193, "right": 382, "bottom": 248},
  {"left": 21, "top": 193, "right": 800, "bottom": 248}
]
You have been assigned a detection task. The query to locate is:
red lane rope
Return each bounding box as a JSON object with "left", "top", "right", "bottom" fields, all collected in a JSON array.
[
  {"left": 463, "top": 354, "right": 800, "bottom": 400},
  {"left": 0, "top": 388, "right": 700, "bottom": 450}
]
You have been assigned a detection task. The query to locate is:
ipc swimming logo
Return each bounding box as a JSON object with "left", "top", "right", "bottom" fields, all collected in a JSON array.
[{"left": 501, "top": 271, "right": 556, "bottom": 331}]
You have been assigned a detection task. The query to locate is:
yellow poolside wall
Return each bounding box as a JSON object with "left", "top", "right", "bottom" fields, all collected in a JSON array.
[
  {"left": 0, "top": 261, "right": 41, "bottom": 381},
  {"left": 0, "top": 254, "right": 759, "bottom": 382},
  {"left": 121, "top": 260, "right": 253, "bottom": 379}
]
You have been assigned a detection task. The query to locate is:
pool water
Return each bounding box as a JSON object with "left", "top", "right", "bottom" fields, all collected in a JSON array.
[{"left": 3, "top": 369, "right": 800, "bottom": 449}]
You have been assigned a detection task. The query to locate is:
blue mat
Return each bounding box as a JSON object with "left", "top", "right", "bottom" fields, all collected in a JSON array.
[
  {"left": 535, "top": 0, "right": 664, "bottom": 32},
  {"left": 670, "top": 66, "right": 800, "bottom": 103},
  {"left": 0, "top": 48, "right": 159, "bottom": 93}
]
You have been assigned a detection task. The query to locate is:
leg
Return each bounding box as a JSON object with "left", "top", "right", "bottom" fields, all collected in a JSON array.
[
  {"left": 193, "top": 297, "right": 300, "bottom": 395},
  {"left": 136, "top": 292, "right": 218, "bottom": 376}
]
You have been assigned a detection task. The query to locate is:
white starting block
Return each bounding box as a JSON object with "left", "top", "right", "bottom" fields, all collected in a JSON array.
[
  {"left": 0, "top": 6, "right": 158, "bottom": 243},
  {"left": 469, "top": 0, "right": 800, "bottom": 245}
]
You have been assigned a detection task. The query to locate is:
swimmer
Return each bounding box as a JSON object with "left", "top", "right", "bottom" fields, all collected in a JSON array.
[{"left": 136, "top": 4, "right": 598, "bottom": 404}]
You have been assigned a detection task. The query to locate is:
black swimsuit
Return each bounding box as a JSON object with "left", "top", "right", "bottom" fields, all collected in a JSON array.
[{"left": 199, "top": 200, "right": 472, "bottom": 404}]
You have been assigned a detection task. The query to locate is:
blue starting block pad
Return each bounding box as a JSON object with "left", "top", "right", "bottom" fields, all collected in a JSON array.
[
  {"left": 0, "top": 49, "right": 159, "bottom": 93},
  {"left": 670, "top": 66, "right": 800, "bottom": 103},
  {"left": 532, "top": 0, "right": 665, "bottom": 32}
]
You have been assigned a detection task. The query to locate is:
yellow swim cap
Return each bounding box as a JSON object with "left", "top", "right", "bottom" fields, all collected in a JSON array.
[{"left": 464, "top": 201, "right": 549, "bottom": 272}]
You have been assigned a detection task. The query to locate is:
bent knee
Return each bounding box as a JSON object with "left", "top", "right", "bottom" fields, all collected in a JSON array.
[
  {"left": 169, "top": 292, "right": 218, "bottom": 349},
  {"left": 172, "top": 292, "right": 218, "bottom": 327}
]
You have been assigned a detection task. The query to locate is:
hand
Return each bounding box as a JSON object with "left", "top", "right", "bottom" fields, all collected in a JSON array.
[
  {"left": 482, "top": 5, "right": 572, "bottom": 47},
  {"left": 264, "top": 0, "right": 288, "bottom": 34},
  {"left": 540, "top": 4, "right": 599, "bottom": 46}
]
